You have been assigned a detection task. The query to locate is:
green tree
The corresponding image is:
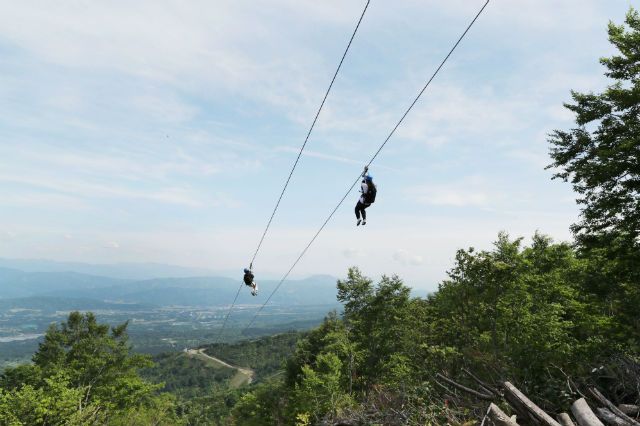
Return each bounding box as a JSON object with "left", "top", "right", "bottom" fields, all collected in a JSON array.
[
  {"left": 230, "top": 380, "right": 288, "bottom": 426},
  {"left": 0, "top": 371, "right": 100, "bottom": 426},
  {"left": 337, "top": 268, "right": 414, "bottom": 390},
  {"left": 32, "top": 312, "right": 158, "bottom": 411},
  {"left": 548, "top": 7, "right": 640, "bottom": 341},
  {"left": 0, "top": 312, "right": 177, "bottom": 425},
  {"left": 290, "top": 353, "right": 353, "bottom": 423},
  {"left": 548, "top": 7, "right": 640, "bottom": 243}
]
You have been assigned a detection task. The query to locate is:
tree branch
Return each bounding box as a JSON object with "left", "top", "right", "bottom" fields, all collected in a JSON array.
[{"left": 435, "top": 373, "right": 493, "bottom": 400}]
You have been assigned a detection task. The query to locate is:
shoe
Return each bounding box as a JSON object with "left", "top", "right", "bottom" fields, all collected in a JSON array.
[
  {"left": 251, "top": 290, "right": 258, "bottom": 296},
  {"left": 357, "top": 219, "right": 362, "bottom": 226},
  {"left": 362, "top": 220, "right": 366, "bottom": 226}
]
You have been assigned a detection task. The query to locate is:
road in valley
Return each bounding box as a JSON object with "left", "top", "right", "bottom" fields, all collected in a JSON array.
[{"left": 186, "top": 348, "right": 255, "bottom": 387}]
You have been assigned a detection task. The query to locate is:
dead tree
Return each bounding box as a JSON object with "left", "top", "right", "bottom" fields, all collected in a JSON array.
[
  {"left": 571, "top": 398, "right": 604, "bottom": 426},
  {"left": 557, "top": 413, "right": 577, "bottom": 426},
  {"left": 485, "top": 403, "right": 519, "bottom": 426},
  {"left": 618, "top": 406, "right": 639, "bottom": 417},
  {"left": 502, "top": 382, "right": 561, "bottom": 426},
  {"left": 588, "top": 388, "right": 640, "bottom": 426},
  {"left": 596, "top": 408, "right": 634, "bottom": 426}
]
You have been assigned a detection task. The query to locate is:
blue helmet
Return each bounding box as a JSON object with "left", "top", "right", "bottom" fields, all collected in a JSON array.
[
  {"left": 244, "top": 268, "right": 251, "bottom": 273},
  {"left": 365, "top": 175, "right": 373, "bottom": 182}
]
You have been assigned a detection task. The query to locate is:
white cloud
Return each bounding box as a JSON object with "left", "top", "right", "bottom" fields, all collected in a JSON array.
[
  {"left": 546, "top": 104, "right": 575, "bottom": 123},
  {"left": 393, "top": 249, "right": 423, "bottom": 266},
  {"left": 409, "top": 176, "right": 496, "bottom": 207},
  {"left": 131, "top": 94, "right": 198, "bottom": 124},
  {"left": 276, "top": 146, "right": 360, "bottom": 165},
  {"left": 0, "top": 231, "right": 17, "bottom": 242},
  {"left": 342, "top": 247, "right": 365, "bottom": 259},
  {"left": 507, "top": 148, "right": 552, "bottom": 170},
  {"left": 0, "top": 142, "right": 227, "bottom": 182},
  {"left": 0, "top": 0, "right": 353, "bottom": 120},
  {"left": 0, "top": 192, "right": 90, "bottom": 210},
  {"left": 396, "top": 85, "right": 528, "bottom": 146},
  {"left": 0, "top": 172, "right": 209, "bottom": 208},
  {"left": 103, "top": 241, "right": 120, "bottom": 249}
]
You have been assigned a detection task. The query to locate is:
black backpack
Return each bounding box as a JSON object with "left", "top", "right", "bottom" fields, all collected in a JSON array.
[{"left": 365, "top": 183, "right": 377, "bottom": 204}]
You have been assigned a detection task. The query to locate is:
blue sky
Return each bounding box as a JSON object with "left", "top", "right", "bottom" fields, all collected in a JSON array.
[{"left": 0, "top": 0, "right": 634, "bottom": 290}]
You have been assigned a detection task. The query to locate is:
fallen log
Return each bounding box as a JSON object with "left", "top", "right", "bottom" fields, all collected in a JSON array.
[
  {"left": 588, "top": 389, "right": 640, "bottom": 426},
  {"left": 618, "top": 405, "right": 639, "bottom": 417},
  {"left": 503, "top": 382, "right": 561, "bottom": 426},
  {"left": 558, "top": 413, "right": 577, "bottom": 426},
  {"left": 571, "top": 398, "right": 604, "bottom": 426},
  {"left": 436, "top": 373, "right": 493, "bottom": 400},
  {"left": 487, "top": 403, "right": 519, "bottom": 426},
  {"left": 596, "top": 408, "right": 631, "bottom": 426}
]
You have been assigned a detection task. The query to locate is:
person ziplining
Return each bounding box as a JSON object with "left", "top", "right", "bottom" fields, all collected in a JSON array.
[
  {"left": 243, "top": 268, "right": 258, "bottom": 296},
  {"left": 355, "top": 166, "right": 376, "bottom": 226}
]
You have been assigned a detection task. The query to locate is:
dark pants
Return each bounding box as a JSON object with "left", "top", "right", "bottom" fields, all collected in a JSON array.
[{"left": 355, "top": 201, "right": 370, "bottom": 220}]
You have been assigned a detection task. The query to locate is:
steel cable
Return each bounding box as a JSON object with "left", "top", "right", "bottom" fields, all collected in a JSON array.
[
  {"left": 239, "top": 0, "right": 491, "bottom": 336},
  {"left": 215, "top": 0, "right": 371, "bottom": 344}
]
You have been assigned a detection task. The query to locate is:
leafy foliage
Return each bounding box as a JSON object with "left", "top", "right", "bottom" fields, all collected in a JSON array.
[
  {"left": 203, "top": 331, "right": 303, "bottom": 378},
  {"left": 241, "top": 230, "right": 639, "bottom": 423},
  {"left": 141, "top": 352, "right": 234, "bottom": 398},
  {"left": 548, "top": 7, "right": 640, "bottom": 349},
  {"left": 0, "top": 312, "right": 180, "bottom": 425},
  {"left": 548, "top": 8, "right": 640, "bottom": 242}
]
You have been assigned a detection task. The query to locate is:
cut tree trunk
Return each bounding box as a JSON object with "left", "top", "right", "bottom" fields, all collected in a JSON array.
[
  {"left": 618, "top": 406, "right": 639, "bottom": 417},
  {"left": 558, "top": 413, "right": 577, "bottom": 426},
  {"left": 502, "top": 382, "right": 561, "bottom": 426},
  {"left": 588, "top": 388, "right": 640, "bottom": 426},
  {"left": 571, "top": 398, "right": 604, "bottom": 426},
  {"left": 596, "top": 408, "right": 631, "bottom": 426},
  {"left": 487, "top": 403, "right": 519, "bottom": 426}
]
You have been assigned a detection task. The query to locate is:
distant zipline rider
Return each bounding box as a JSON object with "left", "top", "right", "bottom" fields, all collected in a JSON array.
[
  {"left": 243, "top": 268, "right": 258, "bottom": 296},
  {"left": 355, "top": 166, "right": 376, "bottom": 226}
]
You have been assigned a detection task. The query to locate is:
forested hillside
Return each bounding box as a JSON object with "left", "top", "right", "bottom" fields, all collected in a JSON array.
[{"left": 203, "top": 332, "right": 304, "bottom": 378}]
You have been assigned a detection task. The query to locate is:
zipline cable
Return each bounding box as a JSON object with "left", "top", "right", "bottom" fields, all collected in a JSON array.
[
  {"left": 249, "top": 0, "right": 371, "bottom": 271},
  {"left": 240, "top": 0, "right": 491, "bottom": 334},
  {"left": 214, "top": 0, "right": 371, "bottom": 344}
]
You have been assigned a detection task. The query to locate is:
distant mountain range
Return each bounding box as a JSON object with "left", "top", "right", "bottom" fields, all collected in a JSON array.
[
  {"left": 0, "top": 296, "right": 151, "bottom": 313},
  {"left": 0, "top": 258, "right": 220, "bottom": 280},
  {"left": 0, "top": 261, "right": 340, "bottom": 307}
]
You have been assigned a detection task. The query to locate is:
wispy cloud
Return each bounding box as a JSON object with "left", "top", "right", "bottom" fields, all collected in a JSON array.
[
  {"left": 408, "top": 176, "right": 498, "bottom": 208},
  {"left": 393, "top": 249, "right": 423, "bottom": 266},
  {"left": 342, "top": 247, "right": 365, "bottom": 259},
  {"left": 0, "top": 172, "right": 210, "bottom": 208},
  {"left": 103, "top": 241, "right": 120, "bottom": 249},
  {"left": 276, "top": 146, "right": 361, "bottom": 165},
  {"left": 0, "top": 231, "right": 17, "bottom": 243}
]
